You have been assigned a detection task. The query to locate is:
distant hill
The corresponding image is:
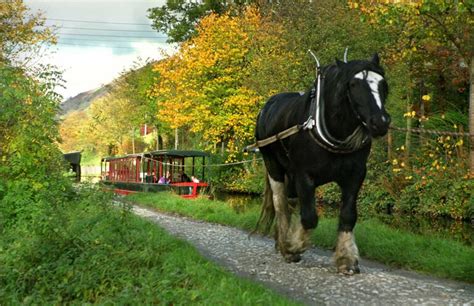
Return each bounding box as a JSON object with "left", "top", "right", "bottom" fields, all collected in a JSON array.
[{"left": 60, "top": 85, "right": 110, "bottom": 116}]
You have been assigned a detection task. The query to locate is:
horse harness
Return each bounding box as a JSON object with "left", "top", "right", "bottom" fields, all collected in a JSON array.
[{"left": 245, "top": 68, "right": 371, "bottom": 154}]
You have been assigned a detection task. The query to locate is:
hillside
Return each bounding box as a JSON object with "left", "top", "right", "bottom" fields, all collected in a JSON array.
[{"left": 60, "top": 85, "right": 110, "bottom": 116}]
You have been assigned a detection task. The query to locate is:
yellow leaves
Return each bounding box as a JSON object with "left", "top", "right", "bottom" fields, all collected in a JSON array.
[{"left": 0, "top": 0, "right": 56, "bottom": 64}]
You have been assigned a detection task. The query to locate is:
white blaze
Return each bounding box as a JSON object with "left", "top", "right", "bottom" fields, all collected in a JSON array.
[{"left": 354, "top": 70, "right": 384, "bottom": 109}]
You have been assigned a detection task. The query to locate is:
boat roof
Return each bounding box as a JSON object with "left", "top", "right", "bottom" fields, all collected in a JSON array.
[
  {"left": 147, "top": 150, "right": 209, "bottom": 158},
  {"left": 101, "top": 153, "right": 143, "bottom": 161},
  {"left": 63, "top": 151, "right": 81, "bottom": 164}
]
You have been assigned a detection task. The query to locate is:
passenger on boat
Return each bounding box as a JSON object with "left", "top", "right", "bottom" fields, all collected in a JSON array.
[{"left": 158, "top": 171, "right": 171, "bottom": 184}]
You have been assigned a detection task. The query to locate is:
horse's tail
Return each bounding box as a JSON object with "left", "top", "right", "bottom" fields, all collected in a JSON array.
[{"left": 251, "top": 171, "right": 275, "bottom": 236}]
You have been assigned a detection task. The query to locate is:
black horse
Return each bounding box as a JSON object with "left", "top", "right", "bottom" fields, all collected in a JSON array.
[{"left": 255, "top": 54, "right": 390, "bottom": 275}]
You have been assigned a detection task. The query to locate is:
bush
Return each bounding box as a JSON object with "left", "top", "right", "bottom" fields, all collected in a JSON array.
[
  {"left": 1, "top": 187, "right": 292, "bottom": 304},
  {"left": 397, "top": 174, "right": 473, "bottom": 220}
]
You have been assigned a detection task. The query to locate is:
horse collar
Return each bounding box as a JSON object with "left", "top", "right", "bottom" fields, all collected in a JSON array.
[{"left": 304, "top": 70, "right": 370, "bottom": 153}]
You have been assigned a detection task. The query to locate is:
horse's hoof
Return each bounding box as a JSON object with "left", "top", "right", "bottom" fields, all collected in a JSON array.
[
  {"left": 284, "top": 253, "right": 301, "bottom": 263},
  {"left": 337, "top": 265, "right": 360, "bottom": 275}
]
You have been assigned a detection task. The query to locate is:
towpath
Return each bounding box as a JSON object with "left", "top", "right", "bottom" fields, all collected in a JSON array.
[{"left": 132, "top": 205, "right": 474, "bottom": 305}]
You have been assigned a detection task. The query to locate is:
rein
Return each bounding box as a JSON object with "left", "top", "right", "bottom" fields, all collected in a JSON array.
[{"left": 245, "top": 68, "right": 370, "bottom": 154}]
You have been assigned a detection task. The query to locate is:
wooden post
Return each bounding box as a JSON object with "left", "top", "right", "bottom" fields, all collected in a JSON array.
[
  {"left": 457, "top": 126, "right": 465, "bottom": 159},
  {"left": 387, "top": 129, "right": 393, "bottom": 162}
]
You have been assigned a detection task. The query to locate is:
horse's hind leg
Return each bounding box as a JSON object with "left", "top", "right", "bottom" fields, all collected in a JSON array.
[
  {"left": 285, "top": 175, "right": 317, "bottom": 256},
  {"left": 268, "top": 175, "right": 300, "bottom": 262}
]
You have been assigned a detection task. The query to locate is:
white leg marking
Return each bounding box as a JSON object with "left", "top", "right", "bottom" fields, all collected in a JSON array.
[
  {"left": 287, "top": 217, "right": 312, "bottom": 253},
  {"left": 268, "top": 175, "right": 291, "bottom": 257},
  {"left": 268, "top": 175, "right": 286, "bottom": 214},
  {"left": 334, "top": 231, "right": 360, "bottom": 274},
  {"left": 286, "top": 199, "right": 312, "bottom": 254}
]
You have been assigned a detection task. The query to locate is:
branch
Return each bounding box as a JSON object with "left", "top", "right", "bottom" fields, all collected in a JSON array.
[{"left": 422, "top": 12, "right": 467, "bottom": 63}]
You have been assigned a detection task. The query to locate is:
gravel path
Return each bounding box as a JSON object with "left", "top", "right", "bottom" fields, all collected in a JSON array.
[{"left": 132, "top": 205, "right": 474, "bottom": 305}]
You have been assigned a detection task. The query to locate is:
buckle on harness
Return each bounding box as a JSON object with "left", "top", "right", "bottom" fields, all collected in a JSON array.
[{"left": 302, "top": 116, "right": 315, "bottom": 130}]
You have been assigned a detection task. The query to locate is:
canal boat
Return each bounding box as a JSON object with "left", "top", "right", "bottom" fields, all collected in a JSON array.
[{"left": 101, "top": 150, "right": 209, "bottom": 198}]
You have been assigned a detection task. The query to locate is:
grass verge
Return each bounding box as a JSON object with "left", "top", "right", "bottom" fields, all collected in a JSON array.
[
  {"left": 0, "top": 190, "right": 298, "bottom": 305},
  {"left": 128, "top": 192, "right": 474, "bottom": 283}
]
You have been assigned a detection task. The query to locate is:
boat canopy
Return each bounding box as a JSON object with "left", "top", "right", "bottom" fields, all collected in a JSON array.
[{"left": 146, "top": 150, "right": 209, "bottom": 158}]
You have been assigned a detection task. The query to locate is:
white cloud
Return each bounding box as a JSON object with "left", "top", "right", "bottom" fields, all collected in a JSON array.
[
  {"left": 24, "top": 0, "right": 173, "bottom": 99},
  {"left": 44, "top": 41, "right": 175, "bottom": 99}
]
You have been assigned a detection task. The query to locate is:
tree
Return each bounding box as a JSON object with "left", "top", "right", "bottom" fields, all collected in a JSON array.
[
  {"left": 58, "top": 110, "right": 90, "bottom": 153},
  {"left": 0, "top": 0, "right": 55, "bottom": 66},
  {"left": 259, "top": 0, "right": 387, "bottom": 88},
  {"left": 88, "top": 95, "right": 137, "bottom": 155},
  {"left": 116, "top": 61, "right": 171, "bottom": 150},
  {"left": 0, "top": 2, "right": 64, "bottom": 198},
  {"left": 148, "top": 0, "right": 249, "bottom": 43},
  {"left": 151, "top": 8, "right": 274, "bottom": 159},
  {"left": 353, "top": 0, "right": 474, "bottom": 174}
]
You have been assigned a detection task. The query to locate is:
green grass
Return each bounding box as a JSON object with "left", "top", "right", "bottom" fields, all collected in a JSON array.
[
  {"left": 0, "top": 190, "right": 298, "bottom": 305},
  {"left": 128, "top": 192, "right": 474, "bottom": 283}
]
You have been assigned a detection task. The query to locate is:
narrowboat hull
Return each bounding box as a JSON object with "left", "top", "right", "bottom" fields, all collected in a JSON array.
[
  {"left": 100, "top": 150, "right": 210, "bottom": 199},
  {"left": 102, "top": 181, "right": 209, "bottom": 198}
]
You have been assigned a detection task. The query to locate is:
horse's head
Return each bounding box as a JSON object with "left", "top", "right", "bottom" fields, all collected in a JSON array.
[{"left": 340, "top": 53, "right": 391, "bottom": 137}]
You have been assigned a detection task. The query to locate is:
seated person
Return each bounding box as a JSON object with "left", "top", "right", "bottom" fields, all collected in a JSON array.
[{"left": 158, "top": 171, "right": 171, "bottom": 184}]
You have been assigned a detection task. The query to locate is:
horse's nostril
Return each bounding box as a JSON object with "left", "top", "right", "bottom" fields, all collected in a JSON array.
[{"left": 382, "top": 115, "right": 391, "bottom": 125}]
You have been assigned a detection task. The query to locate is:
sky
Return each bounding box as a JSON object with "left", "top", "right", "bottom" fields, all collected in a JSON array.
[{"left": 24, "top": 0, "right": 173, "bottom": 99}]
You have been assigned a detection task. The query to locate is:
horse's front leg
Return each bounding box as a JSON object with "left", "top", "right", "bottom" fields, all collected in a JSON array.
[{"left": 335, "top": 173, "right": 365, "bottom": 275}]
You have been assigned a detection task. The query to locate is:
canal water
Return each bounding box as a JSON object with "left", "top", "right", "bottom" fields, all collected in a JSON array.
[{"left": 213, "top": 192, "right": 473, "bottom": 246}]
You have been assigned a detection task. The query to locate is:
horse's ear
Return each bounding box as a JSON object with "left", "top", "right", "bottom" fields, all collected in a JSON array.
[
  {"left": 371, "top": 53, "right": 380, "bottom": 65},
  {"left": 336, "top": 58, "right": 345, "bottom": 68}
]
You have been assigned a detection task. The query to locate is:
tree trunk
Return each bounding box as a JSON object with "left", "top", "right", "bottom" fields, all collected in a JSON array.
[
  {"left": 132, "top": 128, "right": 136, "bottom": 154},
  {"left": 174, "top": 128, "right": 178, "bottom": 150},
  {"left": 405, "top": 103, "right": 412, "bottom": 167},
  {"left": 155, "top": 126, "right": 160, "bottom": 151},
  {"left": 469, "top": 56, "right": 474, "bottom": 177}
]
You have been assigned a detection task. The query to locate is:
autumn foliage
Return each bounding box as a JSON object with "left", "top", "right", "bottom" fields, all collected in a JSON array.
[{"left": 151, "top": 7, "right": 292, "bottom": 159}]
